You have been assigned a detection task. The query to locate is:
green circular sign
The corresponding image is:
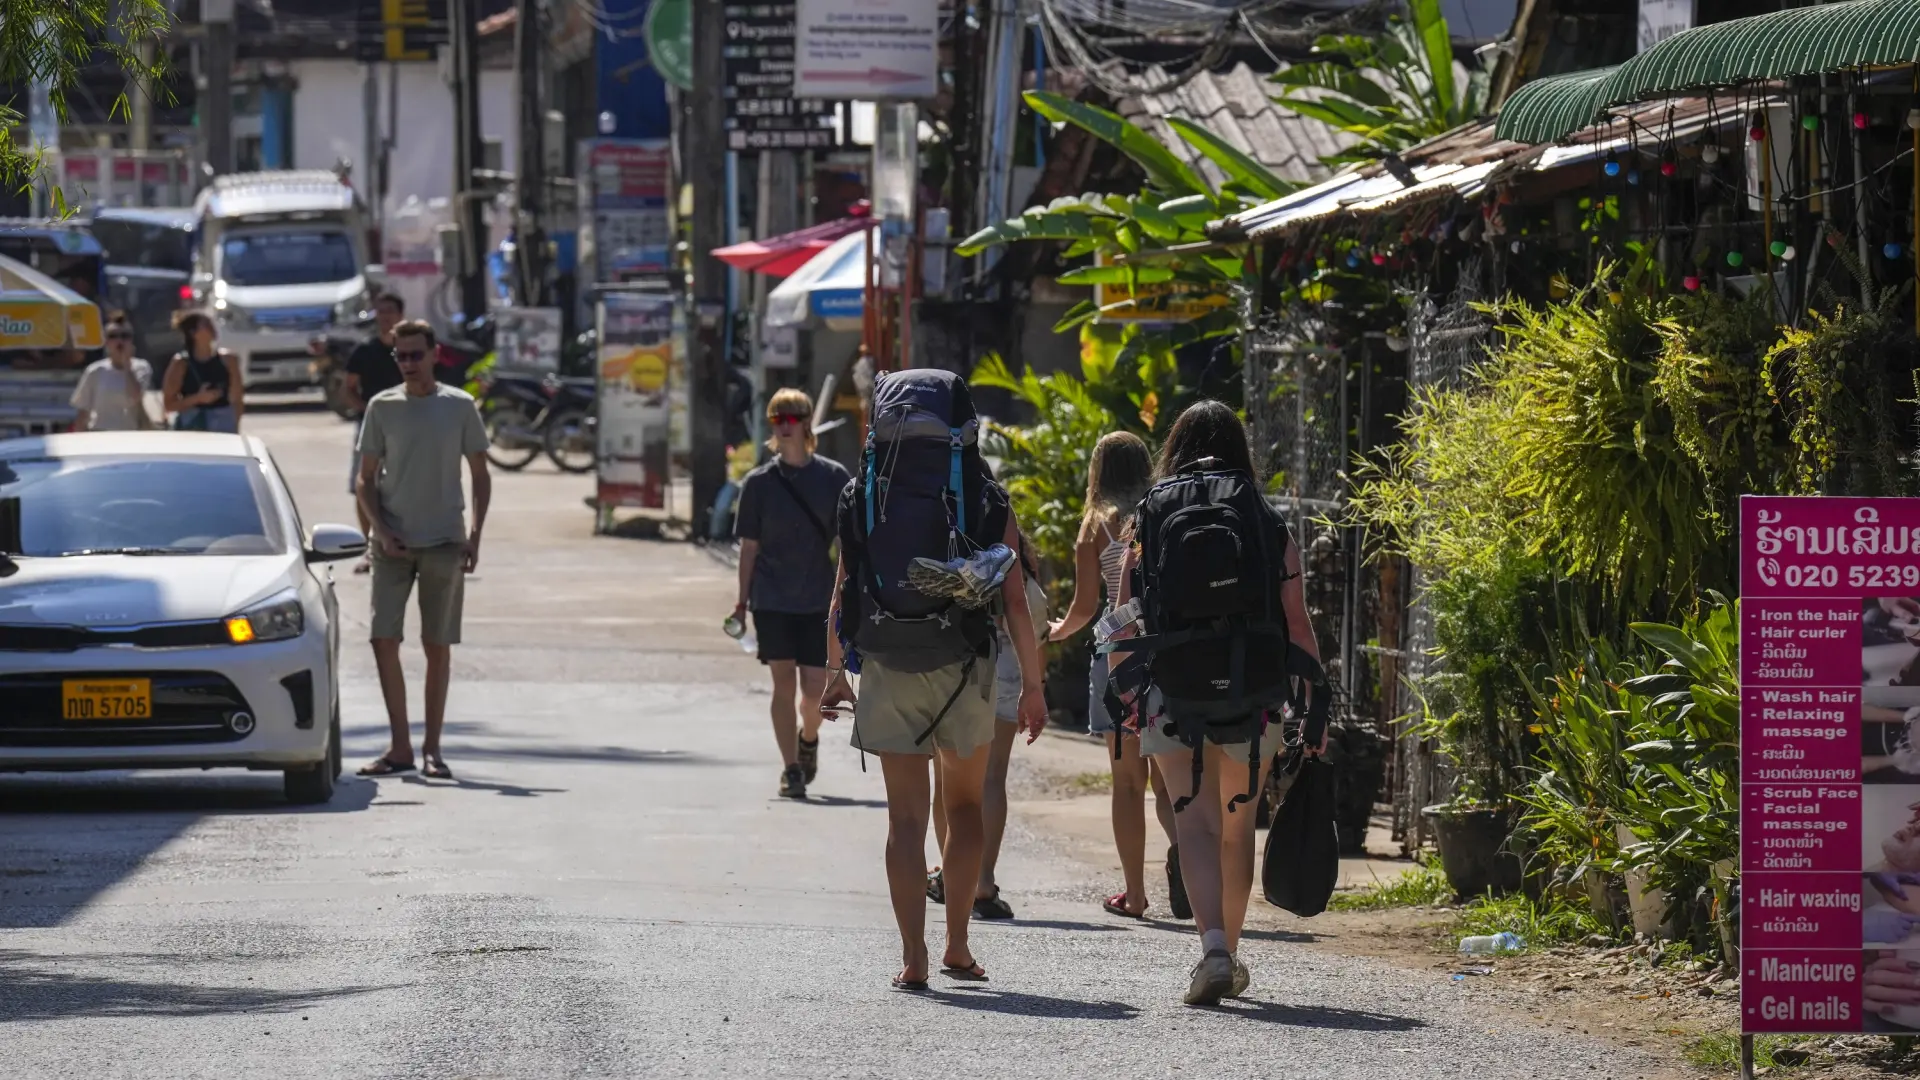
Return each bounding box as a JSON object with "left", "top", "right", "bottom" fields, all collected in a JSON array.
[{"left": 645, "top": 0, "right": 693, "bottom": 92}]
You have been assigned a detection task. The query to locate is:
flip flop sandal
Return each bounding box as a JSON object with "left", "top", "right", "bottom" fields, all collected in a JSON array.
[
  {"left": 356, "top": 755, "right": 415, "bottom": 776},
  {"left": 1102, "top": 892, "right": 1147, "bottom": 919},
  {"left": 971, "top": 891, "right": 1014, "bottom": 920},
  {"left": 890, "top": 975, "right": 930, "bottom": 992},
  {"left": 940, "top": 960, "right": 988, "bottom": 982},
  {"left": 925, "top": 868, "right": 946, "bottom": 905},
  {"left": 421, "top": 756, "right": 453, "bottom": 780}
]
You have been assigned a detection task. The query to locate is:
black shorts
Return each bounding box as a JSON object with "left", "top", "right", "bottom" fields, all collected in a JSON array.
[{"left": 753, "top": 610, "right": 828, "bottom": 668}]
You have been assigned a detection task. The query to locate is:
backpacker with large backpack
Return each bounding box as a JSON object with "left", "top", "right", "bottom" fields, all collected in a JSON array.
[
  {"left": 840, "top": 368, "right": 1008, "bottom": 744},
  {"left": 1105, "top": 458, "right": 1331, "bottom": 812}
]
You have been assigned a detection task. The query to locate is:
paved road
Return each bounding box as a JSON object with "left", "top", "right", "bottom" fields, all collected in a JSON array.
[{"left": 0, "top": 407, "right": 1666, "bottom": 1079}]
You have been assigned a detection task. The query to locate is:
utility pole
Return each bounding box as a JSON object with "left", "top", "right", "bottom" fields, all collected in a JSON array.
[
  {"left": 514, "top": 0, "right": 547, "bottom": 307},
  {"left": 448, "top": 0, "right": 489, "bottom": 321},
  {"left": 130, "top": 40, "right": 154, "bottom": 152},
  {"left": 688, "top": 0, "right": 729, "bottom": 532},
  {"left": 202, "top": 0, "right": 235, "bottom": 177}
]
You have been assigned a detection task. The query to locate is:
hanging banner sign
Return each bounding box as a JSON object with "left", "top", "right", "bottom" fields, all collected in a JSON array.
[
  {"left": 1638, "top": 0, "right": 1693, "bottom": 53},
  {"left": 724, "top": 1, "right": 837, "bottom": 150},
  {"left": 1739, "top": 496, "right": 1920, "bottom": 1037},
  {"left": 492, "top": 307, "right": 562, "bottom": 374},
  {"left": 793, "top": 0, "right": 939, "bottom": 100},
  {"left": 596, "top": 291, "right": 677, "bottom": 511}
]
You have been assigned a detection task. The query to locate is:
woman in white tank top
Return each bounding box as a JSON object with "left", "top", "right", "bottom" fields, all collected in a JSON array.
[{"left": 1047, "top": 431, "right": 1186, "bottom": 921}]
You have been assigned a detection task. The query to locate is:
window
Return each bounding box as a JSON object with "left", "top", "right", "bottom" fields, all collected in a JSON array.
[
  {"left": 90, "top": 218, "right": 194, "bottom": 274},
  {"left": 0, "top": 455, "right": 284, "bottom": 557},
  {"left": 218, "top": 231, "right": 358, "bottom": 288}
]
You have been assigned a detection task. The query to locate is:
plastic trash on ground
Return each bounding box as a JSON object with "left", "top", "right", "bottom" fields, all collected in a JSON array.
[{"left": 1457, "top": 931, "right": 1525, "bottom": 955}]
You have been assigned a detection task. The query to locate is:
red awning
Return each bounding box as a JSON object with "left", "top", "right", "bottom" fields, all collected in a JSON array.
[{"left": 712, "top": 209, "right": 869, "bottom": 278}]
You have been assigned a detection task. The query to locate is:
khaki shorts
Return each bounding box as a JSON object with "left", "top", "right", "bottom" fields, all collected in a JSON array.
[
  {"left": 370, "top": 543, "right": 467, "bottom": 645},
  {"left": 852, "top": 655, "right": 997, "bottom": 758}
]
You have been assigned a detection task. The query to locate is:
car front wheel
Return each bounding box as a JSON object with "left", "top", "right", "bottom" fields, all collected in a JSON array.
[{"left": 285, "top": 712, "right": 340, "bottom": 805}]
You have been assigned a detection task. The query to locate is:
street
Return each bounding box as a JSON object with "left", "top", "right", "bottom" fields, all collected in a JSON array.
[{"left": 0, "top": 406, "right": 1663, "bottom": 1079}]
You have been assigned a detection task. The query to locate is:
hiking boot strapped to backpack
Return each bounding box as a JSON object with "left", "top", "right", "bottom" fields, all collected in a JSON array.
[
  {"left": 842, "top": 368, "right": 1008, "bottom": 744},
  {"left": 1106, "top": 459, "right": 1331, "bottom": 812}
]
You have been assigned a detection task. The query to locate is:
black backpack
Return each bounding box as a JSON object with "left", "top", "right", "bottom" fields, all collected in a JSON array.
[
  {"left": 844, "top": 368, "right": 1004, "bottom": 677},
  {"left": 1111, "top": 461, "right": 1330, "bottom": 812}
]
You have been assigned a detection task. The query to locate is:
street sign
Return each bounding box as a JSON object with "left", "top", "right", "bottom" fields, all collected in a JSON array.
[
  {"left": 645, "top": 0, "right": 694, "bottom": 91},
  {"left": 794, "top": 0, "right": 939, "bottom": 100},
  {"left": 1738, "top": 496, "right": 1920, "bottom": 1037},
  {"left": 723, "top": 2, "right": 836, "bottom": 151},
  {"left": 580, "top": 139, "right": 673, "bottom": 284},
  {"left": 355, "top": 0, "right": 447, "bottom": 63}
]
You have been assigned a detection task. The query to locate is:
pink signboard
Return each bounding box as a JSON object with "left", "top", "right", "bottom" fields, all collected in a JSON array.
[{"left": 1741, "top": 497, "right": 1920, "bottom": 1036}]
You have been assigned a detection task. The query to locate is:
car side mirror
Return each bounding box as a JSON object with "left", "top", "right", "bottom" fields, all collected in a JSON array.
[{"left": 306, "top": 523, "right": 368, "bottom": 563}]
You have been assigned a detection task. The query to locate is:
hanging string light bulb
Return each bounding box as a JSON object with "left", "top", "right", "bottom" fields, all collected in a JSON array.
[{"left": 1701, "top": 144, "right": 1721, "bottom": 164}]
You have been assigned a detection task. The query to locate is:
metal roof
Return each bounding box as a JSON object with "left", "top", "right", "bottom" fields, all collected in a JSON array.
[
  {"left": 1497, "top": 0, "right": 1920, "bottom": 144},
  {"left": 1118, "top": 62, "right": 1358, "bottom": 189}
]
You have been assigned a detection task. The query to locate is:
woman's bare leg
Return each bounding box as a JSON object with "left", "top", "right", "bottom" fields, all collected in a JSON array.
[
  {"left": 1107, "top": 732, "right": 1150, "bottom": 914},
  {"left": 1149, "top": 756, "right": 1177, "bottom": 847},
  {"left": 1152, "top": 749, "right": 1225, "bottom": 936},
  {"left": 936, "top": 742, "right": 992, "bottom": 967},
  {"left": 877, "top": 752, "right": 934, "bottom": 982},
  {"left": 977, "top": 720, "right": 1018, "bottom": 898},
  {"left": 1218, "top": 746, "right": 1278, "bottom": 952}
]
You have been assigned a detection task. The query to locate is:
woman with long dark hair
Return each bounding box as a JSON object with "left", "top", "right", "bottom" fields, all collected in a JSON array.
[
  {"left": 161, "top": 309, "right": 244, "bottom": 432},
  {"left": 1110, "top": 400, "right": 1323, "bottom": 1004},
  {"left": 1048, "top": 431, "right": 1185, "bottom": 920}
]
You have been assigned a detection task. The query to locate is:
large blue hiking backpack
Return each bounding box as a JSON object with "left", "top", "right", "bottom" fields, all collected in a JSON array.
[{"left": 844, "top": 368, "right": 1005, "bottom": 676}]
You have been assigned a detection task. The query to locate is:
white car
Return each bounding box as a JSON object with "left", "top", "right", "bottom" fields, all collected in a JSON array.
[{"left": 0, "top": 431, "right": 364, "bottom": 803}]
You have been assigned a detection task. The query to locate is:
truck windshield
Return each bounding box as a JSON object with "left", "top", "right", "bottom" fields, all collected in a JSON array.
[{"left": 219, "top": 231, "right": 357, "bottom": 287}]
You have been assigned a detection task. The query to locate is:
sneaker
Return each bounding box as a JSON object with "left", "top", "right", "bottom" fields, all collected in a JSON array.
[
  {"left": 1185, "top": 949, "right": 1234, "bottom": 1006},
  {"left": 1228, "top": 954, "right": 1250, "bottom": 998},
  {"left": 797, "top": 737, "right": 819, "bottom": 784},
  {"left": 907, "top": 544, "right": 1014, "bottom": 609},
  {"left": 1167, "top": 845, "right": 1193, "bottom": 920},
  {"left": 779, "top": 764, "right": 806, "bottom": 799}
]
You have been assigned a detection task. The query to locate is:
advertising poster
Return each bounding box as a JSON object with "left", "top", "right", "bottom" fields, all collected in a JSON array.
[
  {"left": 596, "top": 291, "right": 676, "bottom": 511},
  {"left": 492, "top": 307, "right": 562, "bottom": 374},
  {"left": 794, "top": 0, "right": 939, "bottom": 100},
  {"left": 1740, "top": 496, "right": 1920, "bottom": 1036},
  {"left": 580, "top": 139, "right": 672, "bottom": 284}
]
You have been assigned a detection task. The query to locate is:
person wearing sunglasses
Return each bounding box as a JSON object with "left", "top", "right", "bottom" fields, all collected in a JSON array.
[
  {"left": 161, "top": 309, "right": 243, "bottom": 432},
  {"left": 732, "top": 388, "right": 851, "bottom": 799},
  {"left": 70, "top": 312, "right": 153, "bottom": 431},
  {"left": 354, "top": 319, "right": 492, "bottom": 782}
]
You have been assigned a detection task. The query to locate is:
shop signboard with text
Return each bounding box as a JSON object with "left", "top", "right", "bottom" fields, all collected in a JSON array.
[{"left": 1740, "top": 496, "right": 1920, "bottom": 1037}]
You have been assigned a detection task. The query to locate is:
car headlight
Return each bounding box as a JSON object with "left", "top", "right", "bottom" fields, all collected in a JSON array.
[
  {"left": 333, "top": 293, "right": 374, "bottom": 327},
  {"left": 226, "top": 589, "right": 304, "bottom": 644}
]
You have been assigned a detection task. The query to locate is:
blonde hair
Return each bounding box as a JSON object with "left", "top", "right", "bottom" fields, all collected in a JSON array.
[
  {"left": 1078, "top": 431, "right": 1153, "bottom": 543},
  {"left": 765, "top": 387, "right": 816, "bottom": 452}
]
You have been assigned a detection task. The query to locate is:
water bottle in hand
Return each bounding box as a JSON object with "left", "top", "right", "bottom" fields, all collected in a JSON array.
[{"left": 723, "top": 613, "right": 757, "bottom": 655}]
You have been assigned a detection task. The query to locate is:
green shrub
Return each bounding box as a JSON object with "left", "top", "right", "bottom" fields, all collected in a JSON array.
[{"left": 1329, "top": 855, "right": 1452, "bottom": 911}]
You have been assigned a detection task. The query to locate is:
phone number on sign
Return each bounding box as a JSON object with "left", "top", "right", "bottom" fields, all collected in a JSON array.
[{"left": 1754, "top": 562, "right": 1920, "bottom": 589}]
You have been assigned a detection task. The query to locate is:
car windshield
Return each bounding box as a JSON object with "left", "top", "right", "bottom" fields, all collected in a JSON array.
[
  {"left": 91, "top": 217, "right": 194, "bottom": 273},
  {"left": 219, "top": 230, "right": 357, "bottom": 287},
  {"left": 0, "top": 455, "right": 283, "bottom": 557}
]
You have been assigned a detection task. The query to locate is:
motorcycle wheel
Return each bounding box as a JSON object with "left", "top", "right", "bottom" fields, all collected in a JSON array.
[
  {"left": 323, "top": 369, "right": 360, "bottom": 421},
  {"left": 484, "top": 405, "right": 542, "bottom": 471},
  {"left": 543, "top": 407, "right": 596, "bottom": 474}
]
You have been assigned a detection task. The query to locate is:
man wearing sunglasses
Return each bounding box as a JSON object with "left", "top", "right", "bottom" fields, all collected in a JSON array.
[
  {"left": 70, "top": 313, "right": 153, "bottom": 431},
  {"left": 354, "top": 319, "right": 491, "bottom": 781}
]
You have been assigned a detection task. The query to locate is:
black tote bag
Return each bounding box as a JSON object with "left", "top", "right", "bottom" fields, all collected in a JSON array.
[{"left": 1260, "top": 752, "right": 1341, "bottom": 917}]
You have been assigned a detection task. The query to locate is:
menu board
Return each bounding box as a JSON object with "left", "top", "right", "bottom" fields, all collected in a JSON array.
[{"left": 1740, "top": 496, "right": 1920, "bottom": 1036}]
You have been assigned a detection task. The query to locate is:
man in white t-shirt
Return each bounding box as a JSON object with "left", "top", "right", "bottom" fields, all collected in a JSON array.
[{"left": 70, "top": 315, "right": 153, "bottom": 432}]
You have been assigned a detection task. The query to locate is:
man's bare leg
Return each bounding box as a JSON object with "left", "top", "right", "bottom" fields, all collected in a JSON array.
[
  {"left": 422, "top": 642, "right": 451, "bottom": 763},
  {"left": 371, "top": 638, "right": 413, "bottom": 764},
  {"left": 768, "top": 660, "right": 800, "bottom": 766}
]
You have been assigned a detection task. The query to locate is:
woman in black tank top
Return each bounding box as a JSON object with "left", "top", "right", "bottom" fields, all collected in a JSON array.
[{"left": 162, "top": 309, "right": 244, "bottom": 432}]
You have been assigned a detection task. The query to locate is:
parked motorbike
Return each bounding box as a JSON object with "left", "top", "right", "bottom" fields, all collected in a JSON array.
[
  {"left": 307, "top": 334, "right": 364, "bottom": 421},
  {"left": 477, "top": 370, "right": 597, "bottom": 473}
]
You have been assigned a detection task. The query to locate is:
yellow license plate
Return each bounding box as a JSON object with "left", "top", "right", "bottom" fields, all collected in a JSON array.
[{"left": 62, "top": 679, "right": 152, "bottom": 721}]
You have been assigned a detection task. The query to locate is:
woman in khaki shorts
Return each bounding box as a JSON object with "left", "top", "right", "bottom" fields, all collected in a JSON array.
[{"left": 821, "top": 501, "right": 1047, "bottom": 991}]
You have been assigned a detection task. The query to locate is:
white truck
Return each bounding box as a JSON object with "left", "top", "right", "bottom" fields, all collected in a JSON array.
[{"left": 190, "top": 171, "right": 381, "bottom": 391}]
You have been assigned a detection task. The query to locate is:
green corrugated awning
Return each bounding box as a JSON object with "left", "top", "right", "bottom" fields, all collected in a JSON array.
[
  {"left": 1495, "top": 0, "right": 1920, "bottom": 144},
  {"left": 1494, "top": 67, "right": 1617, "bottom": 144}
]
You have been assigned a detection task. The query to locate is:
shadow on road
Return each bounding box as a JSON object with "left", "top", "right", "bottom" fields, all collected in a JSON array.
[
  {"left": 396, "top": 774, "right": 564, "bottom": 798},
  {"left": 795, "top": 795, "right": 888, "bottom": 809},
  {"left": 0, "top": 773, "right": 376, "bottom": 929},
  {"left": 929, "top": 985, "right": 1140, "bottom": 1021},
  {"left": 0, "top": 949, "right": 395, "bottom": 1022},
  {"left": 999, "top": 919, "right": 1131, "bottom": 933},
  {"left": 1210, "top": 998, "right": 1427, "bottom": 1030}
]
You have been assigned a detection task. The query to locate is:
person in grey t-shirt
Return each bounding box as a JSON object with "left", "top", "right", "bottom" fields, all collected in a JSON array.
[
  {"left": 354, "top": 319, "right": 491, "bottom": 782},
  {"left": 732, "top": 387, "right": 852, "bottom": 799}
]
